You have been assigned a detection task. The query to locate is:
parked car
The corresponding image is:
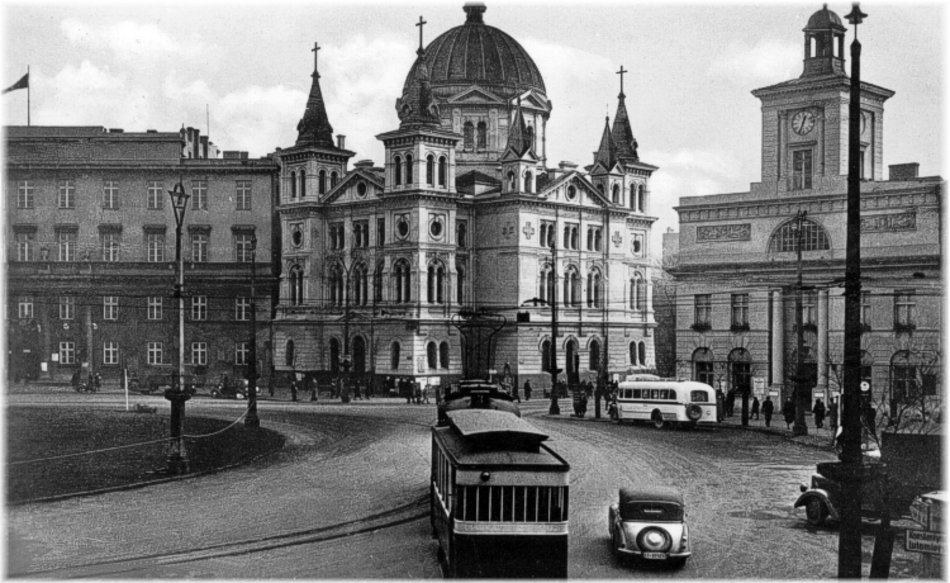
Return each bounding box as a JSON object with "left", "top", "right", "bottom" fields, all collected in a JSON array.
[
  {"left": 608, "top": 487, "right": 690, "bottom": 568},
  {"left": 137, "top": 373, "right": 199, "bottom": 395},
  {"left": 210, "top": 377, "right": 260, "bottom": 400},
  {"left": 795, "top": 464, "right": 890, "bottom": 527}
]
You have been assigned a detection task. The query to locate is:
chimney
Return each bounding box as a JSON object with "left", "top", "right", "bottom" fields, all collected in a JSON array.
[
  {"left": 889, "top": 163, "right": 920, "bottom": 181},
  {"left": 199, "top": 136, "right": 209, "bottom": 159},
  {"left": 337, "top": 134, "right": 346, "bottom": 149},
  {"left": 354, "top": 159, "right": 375, "bottom": 169}
]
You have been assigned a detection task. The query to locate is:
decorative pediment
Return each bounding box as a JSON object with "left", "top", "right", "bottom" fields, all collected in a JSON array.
[
  {"left": 511, "top": 90, "right": 550, "bottom": 112},
  {"left": 321, "top": 168, "right": 384, "bottom": 205},
  {"left": 446, "top": 86, "right": 506, "bottom": 105},
  {"left": 537, "top": 172, "right": 610, "bottom": 208}
]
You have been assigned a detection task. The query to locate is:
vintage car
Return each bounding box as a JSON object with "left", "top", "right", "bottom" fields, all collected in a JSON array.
[
  {"left": 608, "top": 487, "right": 690, "bottom": 568},
  {"left": 210, "top": 377, "right": 259, "bottom": 400}
]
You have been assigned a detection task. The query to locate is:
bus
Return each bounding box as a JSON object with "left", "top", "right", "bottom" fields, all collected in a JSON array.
[
  {"left": 430, "top": 409, "right": 570, "bottom": 578},
  {"left": 612, "top": 380, "right": 718, "bottom": 429}
]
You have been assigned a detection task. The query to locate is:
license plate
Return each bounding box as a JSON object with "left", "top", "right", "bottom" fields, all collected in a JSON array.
[{"left": 642, "top": 552, "right": 668, "bottom": 560}]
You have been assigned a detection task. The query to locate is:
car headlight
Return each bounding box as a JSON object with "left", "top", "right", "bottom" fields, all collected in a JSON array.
[{"left": 637, "top": 527, "right": 672, "bottom": 552}]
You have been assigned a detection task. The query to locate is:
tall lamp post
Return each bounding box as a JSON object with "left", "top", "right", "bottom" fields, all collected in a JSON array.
[
  {"left": 245, "top": 235, "right": 260, "bottom": 427},
  {"left": 548, "top": 238, "right": 561, "bottom": 415},
  {"left": 166, "top": 181, "right": 190, "bottom": 474}
]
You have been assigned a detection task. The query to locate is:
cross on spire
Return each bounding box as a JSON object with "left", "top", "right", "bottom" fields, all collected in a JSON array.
[
  {"left": 416, "top": 16, "right": 427, "bottom": 52},
  {"left": 312, "top": 42, "right": 321, "bottom": 72},
  {"left": 617, "top": 65, "right": 628, "bottom": 97}
]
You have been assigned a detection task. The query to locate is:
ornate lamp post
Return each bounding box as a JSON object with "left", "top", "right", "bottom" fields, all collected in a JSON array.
[
  {"left": 166, "top": 181, "right": 190, "bottom": 474},
  {"left": 245, "top": 235, "right": 260, "bottom": 427}
]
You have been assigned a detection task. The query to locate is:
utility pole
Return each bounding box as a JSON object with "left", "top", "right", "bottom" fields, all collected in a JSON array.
[
  {"left": 793, "top": 209, "right": 809, "bottom": 436},
  {"left": 245, "top": 235, "right": 260, "bottom": 427},
  {"left": 549, "top": 237, "right": 561, "bottom": 415}
]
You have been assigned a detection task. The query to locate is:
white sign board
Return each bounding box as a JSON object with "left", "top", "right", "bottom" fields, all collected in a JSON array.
[{"left": 906, "top": 530, "right": 943, "bottom": 555}]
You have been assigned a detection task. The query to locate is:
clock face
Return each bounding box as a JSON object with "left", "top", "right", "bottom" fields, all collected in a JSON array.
[{"left": 792, "top": 111, "right": 816, "bottom": 136}]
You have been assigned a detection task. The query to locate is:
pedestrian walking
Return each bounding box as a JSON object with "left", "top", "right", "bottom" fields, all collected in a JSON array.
[
  {"left": 309, "top": 377, "right": 318, "bottom": 401},
  {"left": 751, "top": 396, "right": 760, "bottom": 420},
  {"left": 290, "top": 379, "right": 299, "bottom": 402},
  {"left": 813, "top": 398, "right": 826, "bottom": 429},
  {"left": 762, "top": 396, "right": 774, "bottom": 427},
  {"left": 423, "top": 383, "right": 431, "bottom": 404},
  {"left": 413, "top": 381, "right": 422, "bottom": 405},
  {"left": 828, "top": 398, "right": 839, "bottom": 432},
  {"left": 524, "top": 380, "right": 532, "bottom": 401},
  {"left": 782, "top": 397, "right": 795, "bottom": 429},
  {"left": 725, "top": 388, "right": 736, "bottom": 417},
  {"left": 401, "top": 378, "right": 411, "bottom": 404}
]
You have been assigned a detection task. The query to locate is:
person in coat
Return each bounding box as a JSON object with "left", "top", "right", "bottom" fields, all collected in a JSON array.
[
  {"left": 761, "top": 396, "right": 775, "bottom": 427},
  {"left": 828, "top": 399, "right": 839, "bottom": 432},
  {"left": 751, "top": 396, "right": 760, "bottom": 420},
  {"left": 813, "top": 398, "right": 826, "bottom": 429},
  {"left": 523, "top": 380, "right": 532, "bottom": 401},
  {"left": 782, "top": 398, "right": 796, "bottom": 429}
]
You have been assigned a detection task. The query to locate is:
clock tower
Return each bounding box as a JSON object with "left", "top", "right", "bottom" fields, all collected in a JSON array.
[{"left": 751, "top": 4, "right": 894, "bottom": 196}]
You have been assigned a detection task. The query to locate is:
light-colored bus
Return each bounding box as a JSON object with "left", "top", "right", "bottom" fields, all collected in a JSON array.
[{"left": 612, "top": 380, "right": 718, "bottom": 429}]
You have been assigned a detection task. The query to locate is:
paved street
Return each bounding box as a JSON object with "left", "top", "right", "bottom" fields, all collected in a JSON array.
[{"left": 5, "top": 391, "right": 925, "bottom": 578}]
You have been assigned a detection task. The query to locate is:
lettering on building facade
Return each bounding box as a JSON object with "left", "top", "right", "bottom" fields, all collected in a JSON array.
[
  {"left": 861, "top": 212, "right": 916, "bottom": 233},
  {"left": 696, "top": 223, "right": 752, "bottom": 242}
]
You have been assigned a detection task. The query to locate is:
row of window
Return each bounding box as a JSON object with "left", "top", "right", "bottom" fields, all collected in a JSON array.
[
  {"left": 14, "top": 180, "right": 253, "bottom": 211},
  {"left": 12, "top": 229, "right": 257, "bottom": 263},
  {"left": 537, "top": 270, "right": 647, "bottom": 311},
  {"left": 301, "top": 217, "right": 466, "bottom": 251},
  {"left": 287, "top": 169, "right": 339, "bottom": 200},
  {"left": 691, "top": 290, "right": 918, "bottom": 329},
  {"left": 17, "top": 295, "right": 255, "bottom": 322},
  {"left": 53, "top": 340, "right": 252, "bottom": 366},
  {"left": 315, "top": 261, "right": 466, "bottom": 307},
  {"left": 600, "top": 181, "right": 646, "bottom": 212},
  {"left": 392, "top": 153, "right": 449, "bottom": 188},
  {"left": 538, "top": 338, "right": 649, "bottom": 371}
]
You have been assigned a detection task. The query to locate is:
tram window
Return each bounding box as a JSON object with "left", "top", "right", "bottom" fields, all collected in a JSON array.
[
  {"left": 690, "top": 390, "right": 709, "bottom": 402},
  {"left": 458, "top": 485, "right": 567, "bottom": 522}
]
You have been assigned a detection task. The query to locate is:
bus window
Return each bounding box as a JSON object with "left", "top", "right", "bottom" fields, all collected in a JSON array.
[{"left": 690, "top": 390, "right": 709, "bottom": 402}]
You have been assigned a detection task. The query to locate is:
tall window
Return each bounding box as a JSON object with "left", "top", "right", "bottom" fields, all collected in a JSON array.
[
  {"left": 693, "top": 348, "right": 714, "bottom": 385},
  {"left": 476, "top": 121, "right": 487, "bottom": 149},
  {"left": 539, "top": 266, "right": 555, "bottom": 305},
  {"left": 374, "top": 262, "right": 384, "bottom": 303},
  {"left": 329, "top": 265, "right": 344, "bottom": 306},
  {"left": 57, "top": 180, "right": 75, "bottom": 209},
  {"left": 611, "top": 184, "right": 620, "bottom": 204},
  {"left": 15, "top": 231, "right": 35, "bottom": 261},
  {"left": 290, "top": 171, "right": 297, "bottom": 199},
  {"left": 440, "top": 341, "right": 450, "bottom": 369},
  {"left": 103, "top": 180, "right": 119, "bottom": 209},
  {"left": 330, "top": 171, "right": 338, "bottom": 188},
  {"left": 463, "top": 122, "right": 474, "bottom": 150},
  {"left": 103, "top": 342, "right": 119, "bottom": 365},
  {"left": 792, "top": 149, "right": 813, "bottom": 190},
  {"left": 289, "top": 264, "right": 304, "bottom": 306},
  {"left": 457, "top": 221, "right": 468, "bottom": 248},
  {"left": 191, "top": 295, "right": 207, "bottom": 321},
  {"left": 427, "top": 263, "right": 445, "bottom": 304},
  {"left": 353, "top": 264, "right": 368, "bottom": 306},
  {"left": 102, "top": 232, "right": 120, "bottom": 262},
  {"left": 563, "top": 224, "right": 578, "bottom": 250},
  {"left": 191, "top": 180, "right": 207, "bottom": 210},
  {"left": 59, "top": 296, "right": 76, "bottom": 320},
  {"left": 59, "top": 342, "right": 76, "bottom": 365},
  {"left": 318, "top": 170, "right": 327, "bottom": 195},
  {"left": 637, "top": 185, "right": 645, "bottom": 212},
  {"left": 589, "top": 339, "right": 601, "bottom": 370},
  {"left": 427, "top": 342, "right": 438, "bottom": 369},
  {"left": 586, "top": 227, "right": 602, "bottom": 251},
  {"left": 394, "top": 156, "right": 402, "bottom": 185},
  {"left": 147, "top": 296, "right": 163, "bottom": 320},
  {"left": 563, "top": 267, "right": 579, "bottom": 307},
  {"left": 235, "top": 181, "right": 251, "bottom": 210},
  {"left": 147, "top": 232, "right": 165, "bottom": 262},
  {"left": 630, "top": 341, "right": 639, "bottom": 366},
  {"left": 329, "top": 223, "right": 345, "bottom": 250},
  {"left": 103, "top": 296, "right": 119, "bottom": 320},
  {"left": 394, "top": 260, "right": 411, "bottom": 303},
  {"left": 587, "top": 269, "right": 602, "bottom": 308},
  {"left": 631, "top": 274, "right": 645, "bottom": 311},
  {"left": 354, "top": 221, "right": 369, "bottom": 248},
  {"left": 235, "top": 233, "right": 254, "bottom": 262},
  {"left": 299, "top": 171, "right": 306, "bottom": 198},
  {"left": 894, "top": 290, "right": 916, "bottom": 328},
  {"left": 861, "top": 290, "right": 871, "bottom": 327},
  {"left": 426, "top": 155, "right": 435, "bottom": 185},
  {"left": 191, "top": 342, "right": 208, "bottom": 366},
  {"left": 191, "top": 232, "right": 208, "bottom": 262},
  {"left": 17, "top": 297, "right": 33, "bottom": 319},
  {"left": 16, "top": 180, "right": 34, "bottom": 209},
  {"left": 694, "top": 294, "right": 711, "bottom": 327},
  {"left": 456, "top": 267, "right": 466, "bottom": 305},
  {"left": 377, "top": 218, "right": 385, "bottom": 248},
  {"left": 438, "top": 156, "right": 447, "bottom": 187},
  {"left": 147, "top": 342, "right": 164, "bottom": 365},
  {"left": 146, "top": 180, "right": 163, "bottom": 210},
  {"left": 405, "top": 154, "right": 413, "bottom": 184},
  {"left": 235, "top": 297, "right": 251, "bottom": 321},
  {"left": 235, "top": 342, "right": 249, "bottom": 366},
  {"left": 891, "top": 351, "right": 917, "bottom": 403},
  {"left": 802, "top": 291, "right": 817, "bottom": 325},
  {"left": 541, "top": 339, "right": 552, "bottom": 372},
  {"left": 731, "top": 293, "right": 749, "bottom": 328},
  {"left": 57, "top": 230, "right": 77, "bottom": 262},
  {"left": 391, "top": 342, "right": 401, "bottom": 370}
]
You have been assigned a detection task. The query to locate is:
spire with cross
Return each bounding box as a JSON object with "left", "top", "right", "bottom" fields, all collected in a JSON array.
[
  {"left": 311, "top": 42, "right": 321, "bottom": 76},
  {"left": 416, "top": 16, "right": 427, "bottom": 54},
  {"left": 617, "top": 65, "right": 628, "bottom": 98}
]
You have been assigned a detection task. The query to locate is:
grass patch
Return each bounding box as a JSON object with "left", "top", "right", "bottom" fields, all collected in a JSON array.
[{"left": 6, "top": 406, "right": 284, "bottom": 504}]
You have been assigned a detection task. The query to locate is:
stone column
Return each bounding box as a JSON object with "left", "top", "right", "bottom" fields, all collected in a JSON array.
[
  {"left": 817, "top": 288, "right": 829, "bottom": 402},
  {"left": 771, "top": 289, "right": 784, "bottom": 393}
]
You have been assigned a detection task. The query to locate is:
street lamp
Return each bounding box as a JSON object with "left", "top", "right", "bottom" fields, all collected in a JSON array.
[
  {"left": 548, "top": 238, "right": 561, "bottom": 415},
  {"left": 245, "top": 235, "right": 260, "bottom": 427},
  {"left": 166, "top": 180, "right": 190, "bottom": 474}
]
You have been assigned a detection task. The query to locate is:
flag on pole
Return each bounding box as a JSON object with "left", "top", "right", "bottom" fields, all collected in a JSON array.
[{"left": 4, "top": 72, "right": 29, "bottom": 94}]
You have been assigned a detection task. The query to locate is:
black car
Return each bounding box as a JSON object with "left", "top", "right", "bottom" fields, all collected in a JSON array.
[{"left": 210, "top": 378, "right": 260, "bottom": 399}]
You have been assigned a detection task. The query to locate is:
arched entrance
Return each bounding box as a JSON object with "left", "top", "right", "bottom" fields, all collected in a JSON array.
[{"left": 352, "top": 336, "right": 367, "bottom": 377}]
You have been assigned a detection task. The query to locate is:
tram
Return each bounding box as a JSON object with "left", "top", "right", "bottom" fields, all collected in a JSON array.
[
  {"left": 437, "top": 379, "right": 520, "bottom": 425},
  {"left": 430, "top": 409, "right": 570, "bottom": 578}
]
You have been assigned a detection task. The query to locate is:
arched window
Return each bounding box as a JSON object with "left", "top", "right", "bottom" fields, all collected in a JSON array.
[
  {"left": 405, "top": 154, "right": 413, "bottom": 184},
  {"left": 630, "top": 341, "right": 639, "bottom": 366},
  {"left": 587, "top": 269, "right": 603, "bottom": 308},
  {"left": 524, "top": 171, "right": 534, "bottom": 193},
  {"left": 525, "top": 125, "right": 535, "bottom": 152},
  {"left": 457, "top": 222, "right": 467, "bottom": 248},
  {"left": 373, "top": 261, "right": 384, "bottom": 303},
  {"left": 394, "top": 156, "right": 402, "bottom": 186},
  {"left": 769, "top": 217, "right": 831, "bottom": 252},
  {"left": 353, "top": 263, "right": 368, "bottom": 306},
  {"left": 427, "top": 262, "right": 445, "bottom": 304},
  {"left": 638, "top": 341, "right": 647, "bottom": 368},
  {"left": 637, "top": 185, "right": 645, "bottom": 212},
  {"left": 612, "top": 183, "right": 620, "bottom": 204},
  {"left": 329, "top": 264, "right": 344, "bottom": 306},
  {"left": 426, "top": 155, "right": 435, "bottom": 185},
  {"left": 289, "top": 264, "right": 304, "bottom": 306},
  {"left": 589, "top": 339, "right": 601, "bottom": 370},
  {"left": 463, "top": 122, "right": 474, "bottom": 150},
  {"left": 427, "top": 341, "right": 438, "bottom": 369},
  {"left": 477, "top": 121, "right": 487, "bottom": 149},
  {"left": 299, "top": 171, "right": 306, "bottom": 198},
  {"left": 692, "top": 347, "right": 714, "bottom": 385},
  {"left": 290, "top": 171, "right": 297, "bottom": 199},
  {"left": 438, "top": 156, "right": 447, "bottom": 187},
  {"left": 541, "top": 339, "right": 552, "bottom": 372},
  {"left": 391, "top": 342, "right": 401, "bottom": 370},
  {"left": 631, "top": 273, "right": 645, "bottom": 311},
  {"left": 540, "top": 265, "right": 555, "bottom": 305},
  {"left": 330, "top": 171, "right": 338, "bottom": 188},
  {"left": 439, "top": 341, "right": 450, "bottom": 369},
  {"left": 329, "top": 338, "right": 340, "bottom": 374},
  {"left": 456, "top": 266, "right": 465, "bottom": 304},
  {"left": 629, "top": 184, "right": 636, "bottom": 210},
  {"left": 393, "top": 260, "right": 411, "bottom": 303},
  {"left": 507, "top": 171, "right": 516, "bottom": 193},
  {"left": 285, "top": 340, "right": 295, "bottom": 367},
  {"left": 319, "top": 170, "right": 327, "bottom": 195}
]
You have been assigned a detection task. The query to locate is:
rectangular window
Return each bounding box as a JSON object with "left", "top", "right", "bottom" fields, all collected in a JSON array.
[
  {"left": 103, "top": 296, "right": 119, "bottom": 320},
  {"left": 103, "top": 342, "right": 119, "bottom": 365},
  {"left": 191, "top": 342, "right": 208, "bottom": 366},
  {"left": 57, "top": 230, "right": 77, "bottom": 262},
  {"left": 59, "top": 296, "right": 75, "bottom": 320},
  {"left": 861, "top": 291, "right": 871, "bottom": 326},
  {"left": 191, "top": 232, "right": 208, "bottom": 263},
  {"left": 694, "top": 294, "right": 711, "bottom": 326},
  {"left": 802, "top": 292, "right": 816, "bottom": 325},
  {"left": 695, "top": 361, "right": 714, "bottom": 386},
  {"left": 147, "top": 342, "right": 164, "bottom": 365},
  {"left": 191, "top": 295, "right": 207, "bottom": 321},
  {"left": 563, "top": 224, "right": 578, "bottom": 250},
  {"left": 586, "top": 227, "right": 603, "bottom": 251},
  {"left": 17, "top": 297, "right": 33, "bottom": 319},
  {"left": 58, "top": 180, "right": 76, "bottom": 209},
  {"left": 236, "top": 180, "right": 251, "bottom": 211},
  {"left": 16, "top": 180, "right": 34, "bottom": 209},
  {"left": 101, "top": 232, "right": 120, "bottom": 262},
  {"left": 235, "top": 342, "right": 249, "bottom": 365},
  {"left": 235, "top": 233, "right": 254, "bottom": 262},
  {"left": 456, "top": 485, "right": 568, "bottom": 523},
  {"left": 792, "top": 149, "right": 813, "bottom": 190},
  {"left": 731, "top": 293, "right": 749, "bottom": 327},
  {"left": 894, "top": 290, "right": 916, "bottom": 327},
  {"left": 59, "top": 341, "right": 76, "bottom": 365},
  {"left": 192, "top": 180, "right": 207, "bottom": 210},
  {"left": 147, "top": 232, "right": 165, "bottom": 262},
  {"left": 329, "top": 223, "right": 344, "bottom": 250},
  {"left": 354, "top": 220, "right": 370, "bottom": 248},
  {"left": 235, "top": 297, "right": 250, "bottom": 321},
  {"left": 103, "top": 180, "right": 119, "bottom": 209},
  {"left": 147, "top": 296, "right": 163, "bottom": 320},
  {"left": 146, "top": 180, "right": 163, "bottom": 210},
  {"left": 377, "top": 218, "right": 385, "bottom": 248},
  {"left": 15, "top": 231, "right": 34, "bottom": 261}
]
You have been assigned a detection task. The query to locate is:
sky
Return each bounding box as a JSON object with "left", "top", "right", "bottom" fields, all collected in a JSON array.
[{"left": 2, "top": 1, "right": 945, "bottom": 255}]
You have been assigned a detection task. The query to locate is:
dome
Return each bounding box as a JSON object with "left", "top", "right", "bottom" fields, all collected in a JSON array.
[
  {"left": 401, "top": 3, "right": 547, "bottom": 100},
  {"left": 804, "top": 4, "right": 846, "bottom": 31}
]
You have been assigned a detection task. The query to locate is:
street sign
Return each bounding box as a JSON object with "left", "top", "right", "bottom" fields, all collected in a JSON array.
[{"left": 906, "top": 529, "right": 943, "bottom": 555}]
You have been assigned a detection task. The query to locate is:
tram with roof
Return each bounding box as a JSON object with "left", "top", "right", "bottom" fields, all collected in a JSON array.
[{"left": 430, "top": 409, "right": 570, "bottom": 578}]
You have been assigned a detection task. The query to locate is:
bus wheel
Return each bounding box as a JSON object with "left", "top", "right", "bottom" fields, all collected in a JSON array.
[
  {"left": 652, "top": 410, "right": 665, "bottom": 429},
  {"left": 686, "top": 404, "right": 703, "bottom": 422}
]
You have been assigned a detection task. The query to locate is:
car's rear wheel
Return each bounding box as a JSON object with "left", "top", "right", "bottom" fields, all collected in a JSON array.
[
  {"left": 652, "top": 410, "right": 665, "bottom": 429},
  {"left": 805, "top": 497, "right": 829, "bottom": 526}
]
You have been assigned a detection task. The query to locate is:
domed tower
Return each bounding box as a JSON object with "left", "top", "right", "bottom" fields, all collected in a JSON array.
[
  {"left": 801, "top": 4, "right": 847, "bottom": 77},
  {"left": 397, "top": 2, "right": 552, "bottom": 176}
]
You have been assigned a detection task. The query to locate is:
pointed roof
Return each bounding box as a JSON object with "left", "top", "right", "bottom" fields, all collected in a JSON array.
[
  {"left": 502, "top": 98, "right": 536, "bottom": 160},
  {"left": 593, "top": 116, "right": 618, "bottom": 169},
  {"left": 611, "top": 94, "right": 639, "bottom": 163},
  {"left": 295, "top": 48, "right": 336, "bottom": 148}
]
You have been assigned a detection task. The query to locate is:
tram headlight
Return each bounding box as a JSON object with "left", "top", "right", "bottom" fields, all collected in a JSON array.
[{"left": 480, "top": 471, "right": 491, "bottom": 482}]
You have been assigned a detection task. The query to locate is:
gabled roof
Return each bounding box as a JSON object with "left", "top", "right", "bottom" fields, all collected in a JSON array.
[
  {"left": 611, "top": 95, "right": 639, "bottom": 163},
  {"left": 537, "top": 170, "right": 610, "bottom": 207},
  {"left": 501, "top": 99, "right": 537, "bottom": 161},
  {"left": 321, "top": 167, "right": 384, "bottom": 204},
  {"left": 446, "top": 85, "right": 507, "bottom": 105}
]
